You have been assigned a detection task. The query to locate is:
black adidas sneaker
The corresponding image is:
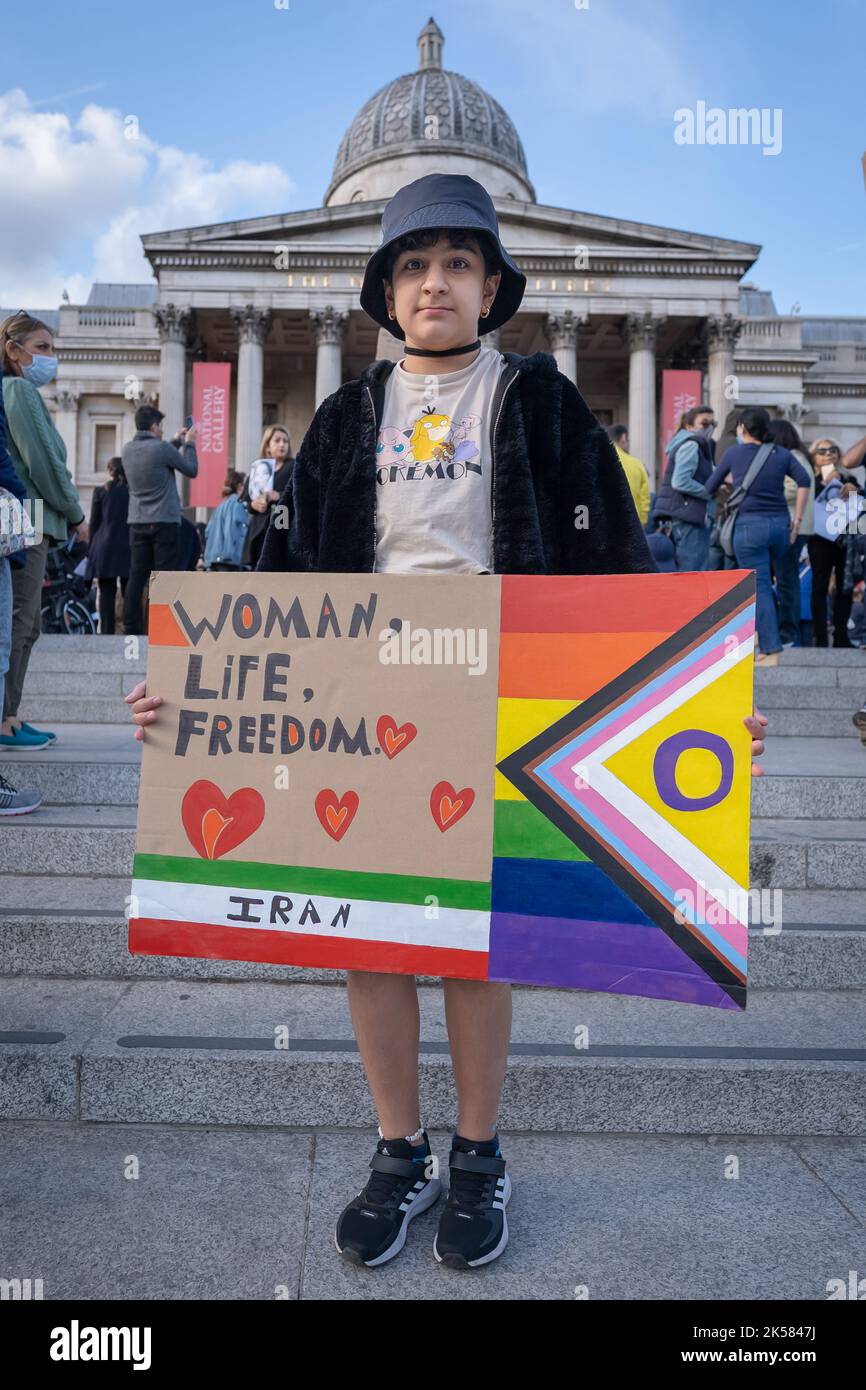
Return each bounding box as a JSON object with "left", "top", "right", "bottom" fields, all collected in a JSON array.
[
  {"left": 334, "top": 1133, "right": 442, "bottom": 1267},
  {"left": 434, "top": 1144, "right": 511, "bottom": 1269}
]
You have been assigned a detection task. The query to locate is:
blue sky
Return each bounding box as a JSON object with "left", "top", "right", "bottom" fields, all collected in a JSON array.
[{"left": 2, "top": 0, "right": 864, "bottom": 314}]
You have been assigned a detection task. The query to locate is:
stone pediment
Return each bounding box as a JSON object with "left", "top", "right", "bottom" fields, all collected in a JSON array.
[{"left": 141, "top": 196, "right": 760, "bottom": 271}]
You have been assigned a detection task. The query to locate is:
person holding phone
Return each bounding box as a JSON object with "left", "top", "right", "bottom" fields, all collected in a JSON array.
[
  {"left": 240, "top": 424, "right": 293, "bottom": 569},
  {"left": 808, "top": 437, "right": 864, "bottom": 647},
  {"left": 121, "top": 403, "right": 198, "bottom": 635}
]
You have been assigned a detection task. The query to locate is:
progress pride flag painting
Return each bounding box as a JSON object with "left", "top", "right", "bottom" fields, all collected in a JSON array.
[
  {"left": 130, "top": 571, "right": 756, "bottom": 1010},
  {"left": 190, "top": 363, "right": 231, "bottom": 507}
]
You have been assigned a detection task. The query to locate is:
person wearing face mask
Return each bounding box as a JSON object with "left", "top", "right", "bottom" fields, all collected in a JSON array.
[
  {"left": 652, "top": 404, "right": 718, "bottom": 571},
  {"left": 0, "top": 312, "right": 87, "bottom": 749},
  {"left": 807, "top": 438, "right": 864, "bottom": 648},
  {"left": 706, "top": 407, "right": 810, "bottom": 663}
]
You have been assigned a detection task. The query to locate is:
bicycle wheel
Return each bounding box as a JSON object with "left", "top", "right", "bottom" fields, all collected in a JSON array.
[{"left": 63, "top": 600, "right": 97, "bottom": 635}]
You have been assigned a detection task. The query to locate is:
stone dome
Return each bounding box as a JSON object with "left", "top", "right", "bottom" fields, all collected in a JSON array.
[{"left": 325, "top": 18, "right": 535, "bottom": 206}]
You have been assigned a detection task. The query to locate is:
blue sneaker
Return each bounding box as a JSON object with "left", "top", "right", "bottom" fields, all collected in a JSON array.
[
  {"left": 0, "top": 725, "right": 53, "bottom": 749},
  {"left": 20, "top": 722, "right": 57, "bottom": 746}
]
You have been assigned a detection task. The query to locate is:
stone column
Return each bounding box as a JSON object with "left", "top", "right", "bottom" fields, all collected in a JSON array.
[
  {"left": 154, "top": 304, "right": 193, "bottom": 438},
  {"left": 54, "top": 389, "right": 80, "bottom": 483},
  {"left": 705, "top": 313, "right": 742, "bottom": 430},
  {"left": 625, "top": 312, "right": 664, "bottom": 490},
  {"left": 545, "top": 309, "right": 583, "bottom": 385},
  {"left": 310, "top": 306, "right": 348, "bottom": 408},
  {"left": 231, "top": 306, "right": 272, "bottom": 469}
]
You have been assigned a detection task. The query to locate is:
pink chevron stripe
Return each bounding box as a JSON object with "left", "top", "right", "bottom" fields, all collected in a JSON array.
[
  {"left": 548, "top": 617, "right": 755, "bottom": 780},
  {"left": 539, "top": 775, "right": 749, "bottom": 963}
]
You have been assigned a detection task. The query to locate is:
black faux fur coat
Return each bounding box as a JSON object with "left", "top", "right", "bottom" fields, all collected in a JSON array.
[{"left": 257, "top": 352, "right": 656, "bottom": 576}]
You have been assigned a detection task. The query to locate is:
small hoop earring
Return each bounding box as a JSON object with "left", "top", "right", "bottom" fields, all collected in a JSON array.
[
  {"left": 481, "top": 307, "right": 490, "bottom": 318},
  {"left": 388, "top": 310, "right": 395, "bottom": 320}
]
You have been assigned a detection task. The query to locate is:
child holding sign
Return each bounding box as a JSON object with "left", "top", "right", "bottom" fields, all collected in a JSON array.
[{"left": 128, "top": 172, "right": 768, "bottom": 1272}]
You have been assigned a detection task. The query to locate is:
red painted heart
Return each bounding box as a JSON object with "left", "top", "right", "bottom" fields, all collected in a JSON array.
[
  {"left": 376, "top": 715, "right": 417, "bottom": 760},
  {"left": 430, "top": 780, "right": 475, "bottom": 833},
  {"left": 181, "top": 780, "right": 266, "bottom": 861},
  {"left": 315, "top": 789, "right": 359, "bottom": 842}
]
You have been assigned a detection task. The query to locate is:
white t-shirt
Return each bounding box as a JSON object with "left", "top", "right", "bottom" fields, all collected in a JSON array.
[{"left": 373, "top": 346, "right": 504, "bottom": 574}]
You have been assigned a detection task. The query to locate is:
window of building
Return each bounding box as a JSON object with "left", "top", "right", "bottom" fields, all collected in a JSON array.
[{"left": 94, "top": 422, "right": 118, "bottom": 472}]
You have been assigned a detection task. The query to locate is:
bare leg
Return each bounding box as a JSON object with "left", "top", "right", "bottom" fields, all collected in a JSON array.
[
  {"left": 442, "top": 979, "right": 511, "bottom": 1140},
  {"left": 345, "top": 969, "right": 422, "bottom": 1138}
]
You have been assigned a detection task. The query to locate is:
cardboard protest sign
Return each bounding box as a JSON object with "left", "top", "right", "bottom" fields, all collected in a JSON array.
[{"left": 130, "top": 570, "right": 756, "bottom": 1009}]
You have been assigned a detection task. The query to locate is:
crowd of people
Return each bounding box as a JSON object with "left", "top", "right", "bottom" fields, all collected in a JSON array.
[
  {"left": 0, "top": 306, "right": 297, "bottom": 815},
  {"left": 2, "top": 294, "right": 865, "bottom": 822},
  {"left": 608, "top": 406, "right": 866, "bottom": 665}
]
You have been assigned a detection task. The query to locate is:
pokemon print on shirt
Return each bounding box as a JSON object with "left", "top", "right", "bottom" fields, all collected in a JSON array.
[{"left": 373, "top": 345, "right": 504, "bottom": 574}]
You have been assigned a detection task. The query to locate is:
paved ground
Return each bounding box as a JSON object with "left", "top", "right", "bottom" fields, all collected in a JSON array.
[{"left": 1, "top": 1122, "right": 864, "bottom": 1300}]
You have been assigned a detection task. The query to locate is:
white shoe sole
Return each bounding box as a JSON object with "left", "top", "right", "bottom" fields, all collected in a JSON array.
[
  {"left": 0, "top": 798, "right": 43, "bottom": 816},
  {"left": 335, "top": 1176, "right": 442, "bottom": 1267},
  {"left": 434, "top": 1169, "right": 512, "bottom": 1268}
]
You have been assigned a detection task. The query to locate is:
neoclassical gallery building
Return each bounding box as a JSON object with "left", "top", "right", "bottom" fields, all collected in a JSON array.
[{"left": 24, "top": 19, "right": 866, "bottom": 509}]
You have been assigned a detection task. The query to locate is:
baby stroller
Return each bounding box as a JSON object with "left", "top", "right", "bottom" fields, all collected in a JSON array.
[{"left": 41, "top": 536, "right": 98, "bottom": 634}]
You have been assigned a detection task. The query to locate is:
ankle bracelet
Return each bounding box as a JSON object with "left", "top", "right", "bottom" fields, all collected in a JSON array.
[{"left": 378, "top": 1123, "right": 426, "bottom": 1145}]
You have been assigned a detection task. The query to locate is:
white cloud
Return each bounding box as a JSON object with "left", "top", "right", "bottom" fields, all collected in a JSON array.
[{"left": 0, "top": 88, "right": 294, "bottom": 306}]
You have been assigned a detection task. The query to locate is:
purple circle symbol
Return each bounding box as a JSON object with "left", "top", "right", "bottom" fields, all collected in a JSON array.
[{"left": 653, "top": 730, "right": 734, "bottom": 812}]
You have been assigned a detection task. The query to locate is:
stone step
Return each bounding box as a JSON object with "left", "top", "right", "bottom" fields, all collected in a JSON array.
[
  {"left": 762, "top": 709, "right": 861, "bottom": 737},
  {"left": 0, "top": 758, "right": 139, "bottom": 805},
  {"left": 3, "top": 806, "right": 863, "bottom": 889},
  {"left": 30, "top": 635, "right": 147, "bottom": 653},
  {"left": 2, "top": 977, "right": 863, "bottom": 1133},
  {"left": 755, "top": 665, "right": 865, "bottom": 690},
  {"left": 13, "top": 696, "right": 136, "bottom": 723},
  {"left": 21, "top": 671, "right": 141, "bottom": 698},
  {"left": 3, "top": 729, "right": 863, "bottom": 810},
  {"left": 0, "top": 805, "right": 136, "bottom": 877},
  {"left": 754, "top": 684, "right": 865, "bottom": 712},
  {"left": 0, "top": 724, "right": 139, "bottom": 805},
  {"left": 1, "top": 911, "right": 863, "bottom": 990},
  {"left": 752, "top": 779, "right": 866, "bottom": 818},
  {"left": 778, "top": 647, "right": 866, "bottom": 667},
  {"left": 6, "top": 755, "right": 864, "bottom": 818},
  {"left": 25, "top": 650, "right": 147, "bottom": 676}
]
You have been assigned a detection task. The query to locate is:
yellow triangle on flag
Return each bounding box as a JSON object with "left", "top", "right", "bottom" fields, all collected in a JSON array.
[
  {"left": 495, "top": 697, "right": 578, "bottom": 801},
  {"left": 602, "top": 656, "right": 752, "bottom": 887}
]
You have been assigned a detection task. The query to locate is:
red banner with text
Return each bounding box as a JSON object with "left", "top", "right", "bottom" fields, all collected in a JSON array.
[
  {"left": 660, "top": 370, "right": 703, "bottom": 461},
  {"left": 190, "top": 363, "right": 232, "bottom": 508}
]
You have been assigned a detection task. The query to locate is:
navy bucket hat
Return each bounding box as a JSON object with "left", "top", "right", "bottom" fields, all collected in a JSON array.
[{"left": 360, "top": 173, "right": 527, "bottom": 341}]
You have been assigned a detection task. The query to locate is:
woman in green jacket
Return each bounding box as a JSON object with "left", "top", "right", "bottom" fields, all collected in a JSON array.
[{"left": 0, "top": 311, "right": 87, "bottom": 749}]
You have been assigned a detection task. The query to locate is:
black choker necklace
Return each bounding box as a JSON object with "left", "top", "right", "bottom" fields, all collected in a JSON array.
[{"left": 403, "top": 340, "right": 481, "bottom": 358}]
